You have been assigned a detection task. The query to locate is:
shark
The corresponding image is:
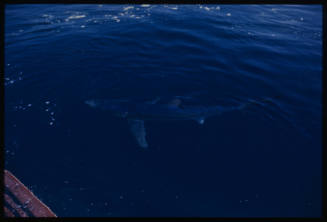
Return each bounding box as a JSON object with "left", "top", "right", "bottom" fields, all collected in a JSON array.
[{"left": 85, "top": 97, "right": 252, "bottom": 149}]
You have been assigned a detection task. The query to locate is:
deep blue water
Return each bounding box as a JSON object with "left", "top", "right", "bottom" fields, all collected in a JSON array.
[{"left": 4, "top": 4, "right": 322, "bottom": 217}]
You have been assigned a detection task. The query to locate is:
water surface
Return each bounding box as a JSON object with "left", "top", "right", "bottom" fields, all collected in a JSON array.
[{"left": 5, "top": 4, "right": 322, "bottom": 217}]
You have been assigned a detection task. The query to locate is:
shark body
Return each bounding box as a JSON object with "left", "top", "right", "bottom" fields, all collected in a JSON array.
[{"left": 85, "top": 97, "right": 246, "bottom": 148}]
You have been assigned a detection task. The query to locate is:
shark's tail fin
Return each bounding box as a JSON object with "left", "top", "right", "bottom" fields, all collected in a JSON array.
[
  {"left": 237, "top": 97, "right": 272, "bottom": 110},
  {"left": 236, "top": 96, "right": 312, "bottom": 139}
]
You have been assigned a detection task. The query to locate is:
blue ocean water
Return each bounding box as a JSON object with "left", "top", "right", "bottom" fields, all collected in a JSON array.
[{"left": 4, "top": 4, "right": 322, "bottom": 217}]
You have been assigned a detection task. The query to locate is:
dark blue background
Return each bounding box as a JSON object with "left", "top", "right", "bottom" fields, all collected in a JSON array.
[{"left": 5, "top": 4, "right": 322, "bottom": 217}]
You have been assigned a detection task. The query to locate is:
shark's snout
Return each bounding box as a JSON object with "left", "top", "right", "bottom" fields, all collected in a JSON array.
[{"left": 85, "top": 100, "right": 97, "bottom": 108}]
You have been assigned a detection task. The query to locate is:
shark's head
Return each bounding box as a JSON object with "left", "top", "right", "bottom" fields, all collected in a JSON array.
[
  {"left": 85, "top": 99, "right": 129, "bottom": 118},
  {"left": 85, "top": 99, "right": 98, "bottom": 108}
]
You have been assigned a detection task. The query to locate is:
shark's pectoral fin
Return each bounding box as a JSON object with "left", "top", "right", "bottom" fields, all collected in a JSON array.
[
  {"left": 193, "top": 117, "right": 205, "bottom": 125},
  {"left": 128, "top": 119, "right": 148, "bottom": 149}
]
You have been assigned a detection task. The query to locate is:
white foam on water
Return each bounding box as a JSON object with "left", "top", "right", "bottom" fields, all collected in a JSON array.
[
  {"left": 69, "top": 15, "right": 86, "bottom": 19},
  {"left": 141, "top": 4, "right": 150, "bottom": 7},
  {"left": 112, "top": 17, "right": 120, "bottom": 22},
  {"left": 65, "top": 14, "right": 86, "bottom": 22},
  {"left": 42, "top": 14, "right": 49, "bottom": 17},
  {"left": 123, "top": 6, "right": 134, "bottom": 11}
]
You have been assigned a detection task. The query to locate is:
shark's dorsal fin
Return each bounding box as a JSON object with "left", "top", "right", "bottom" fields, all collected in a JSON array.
[
  {"left": 145, "top": 97, "right": 160, "bottom": 105},
  {"left": 128, "top": 119, "right": 148, "bottom": 149},
  {"left": 168, "top": 98, "right": 182, "bottom": 108},
  {"left": 193, "top": 117, "right": 205, "bottom": 125}
]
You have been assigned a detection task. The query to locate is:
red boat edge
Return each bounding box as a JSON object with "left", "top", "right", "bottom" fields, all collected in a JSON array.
[{"left": 4, "top": 170, "right": 57, "bottom": 217}]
